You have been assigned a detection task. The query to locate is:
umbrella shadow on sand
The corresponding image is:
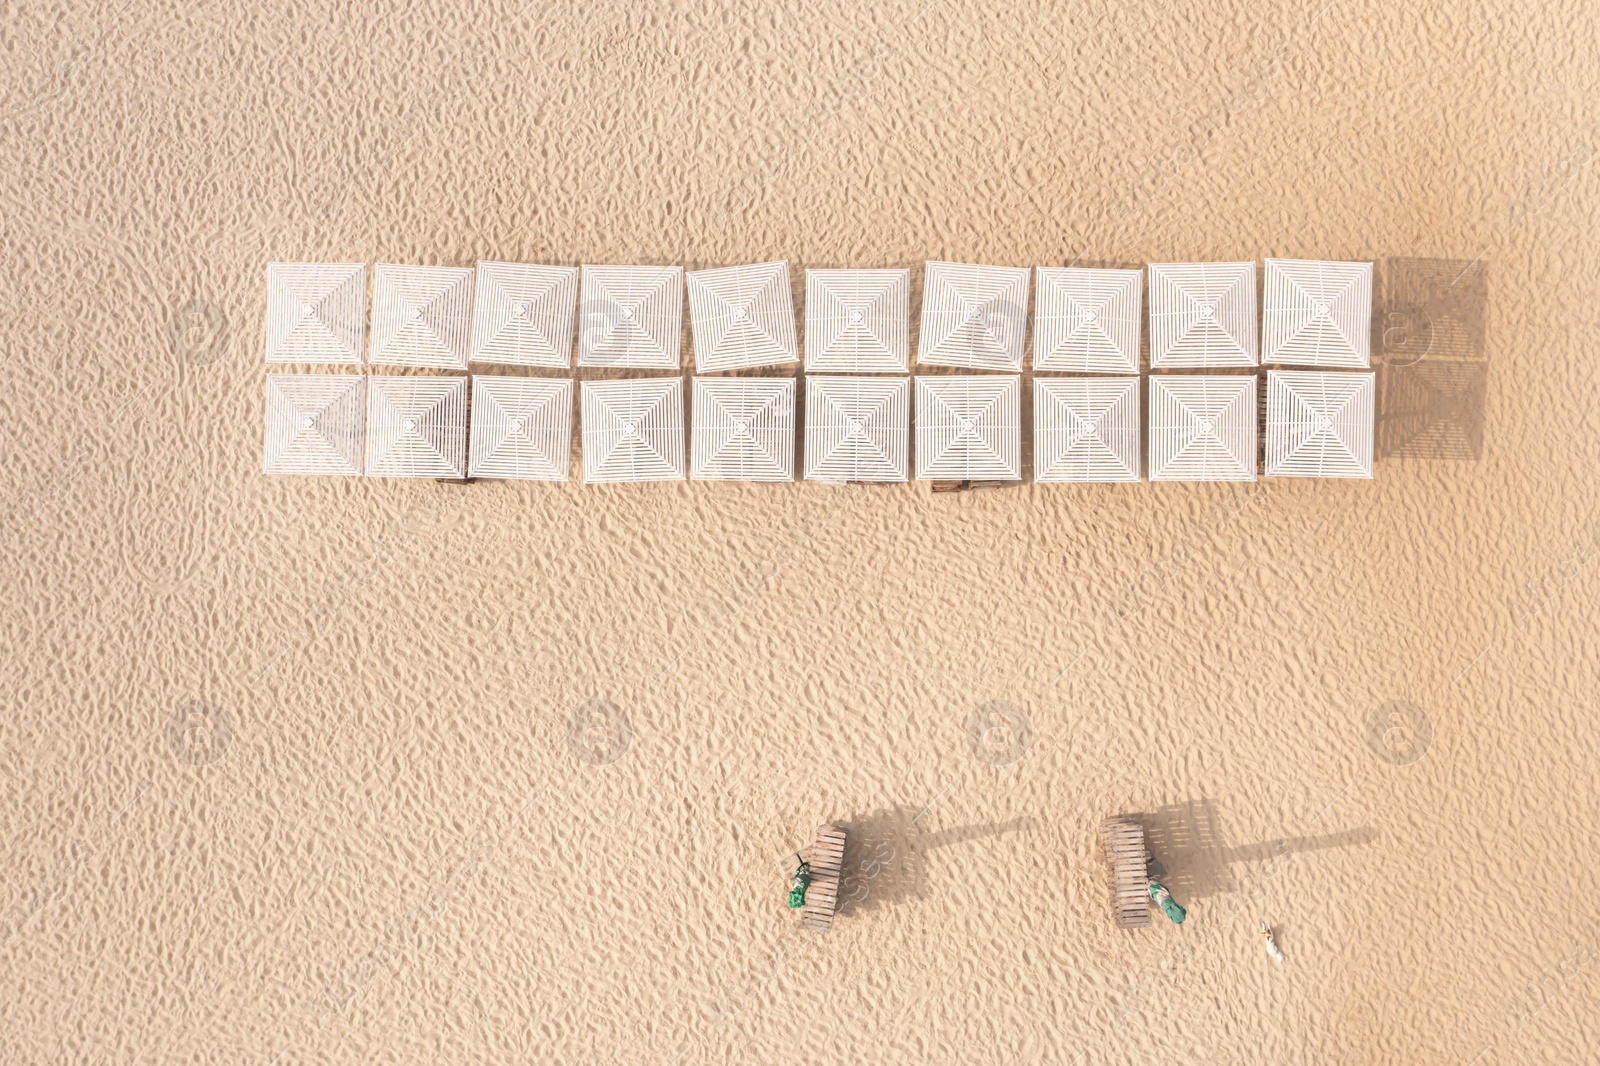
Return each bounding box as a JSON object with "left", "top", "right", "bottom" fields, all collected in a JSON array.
[
  {"left": 1371, "top": 255, "right": 1490, "bottom": 462},
  {"left": 1128, "top": 799, "right": 1376, "bottom": 904},
  {"left": 833, "top": 806, "right": 1032, "bottom": 917}
]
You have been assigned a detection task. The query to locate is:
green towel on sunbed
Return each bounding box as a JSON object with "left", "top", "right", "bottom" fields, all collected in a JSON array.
[
  {"left": 1149, "top": 879, "right": 1186, "bottom": 924},
  {"left": 787, "top": 860, "right": 811, "bottom": 908}
]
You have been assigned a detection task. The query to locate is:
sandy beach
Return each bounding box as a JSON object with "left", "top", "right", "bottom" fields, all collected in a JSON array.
[{"left": 3, "top": 0, "right": 1599, "bottom": 1062}]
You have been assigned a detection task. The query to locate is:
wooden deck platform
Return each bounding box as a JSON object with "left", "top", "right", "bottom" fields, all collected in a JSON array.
[
  {"left": 1099, "top": 818, "right": 1152, "bottom": 929},
  {"left": 800, "top": 824, "right": 847, "bottom": 932}
]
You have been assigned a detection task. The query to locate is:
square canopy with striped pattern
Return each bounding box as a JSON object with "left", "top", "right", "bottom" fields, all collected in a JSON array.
[
  {"left": 916, "top": 261, "right": 1030, "bottom": 371},
  {"left": 365, "top": 375, "right": 469, "bottom": 478},
  {"left": 1034, "top": 376, "right": 1141, "bottom": 482},
  {"left": 804, "top": 375, "right": 909, "bottom": 482},
  {"left": 468, "top": 375, "right": 573, "bottom": 481},
  {"left": 577, "top": 265, "right": 685, "bottom": 369},
  {"left": 914, "top": 374, "right": 1022, "bottom": 481},
  {"left": 263, "top": 373, "right": 365, "bottom": 475},
  {"left": 690, "top": 376, "right": 795, "bottom": 481},
  {"left": 470, "top": 261, "right": 579, "bottom": 368},
  {"left": 581, "top": 377, "right": 686, "bottom": 483},
  {"left": 805, "top": 268, "right": 910, "bottom": 373},
  {"left": 265, "top": 262, "right": 367, "bottom": 365},
  {"left": 1148, "top": 262, "right": 1257, "bottom": 368},
  {"left": 1147, "top": 375, "right": 1258, "bottom": 481},
  {"left": 1033, "top": 267, "right": 1142, "bottom": 374},
  {"left": 687, "top": 260, "right": 799, "bottom": 372},
  {"left": 368, "top": 263, "right": 475, "bottom": 369},
  {"left": 1265, "top": 369, "right": 1374, "bottom": 477},
  {"left": 1262, "top": 258, "right": 1373, "bottom": 367}
]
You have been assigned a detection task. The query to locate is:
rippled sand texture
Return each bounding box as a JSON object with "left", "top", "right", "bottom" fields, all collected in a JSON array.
[{"left": 3, "top": 1, "right": 1599, "bottom": 1063}]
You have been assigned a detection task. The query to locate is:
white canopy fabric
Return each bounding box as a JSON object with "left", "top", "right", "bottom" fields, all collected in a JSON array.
[
  {"left": 914, "top": 374, "right": 1022, "bottom": 481},
  {"left": 1147, "top": 375, "right": 1258, "bottom": 481},
  {"left": 916, "top": 261, "right": 1030, "bottom": 371},
  {"left": 687, "top": 261, "right": 799, "bottom": 372},
  {"left": 263, "top": 374, "right": 365, "bottom": 475},
  {"left": 1034, "top": 376, "right": 1141, "bottom": 482},
  {"left": 690, "top": 376, "right": 796, "bottom": 481},
  {"left": 1262, "top": 258, "right": 1373, "bottom": 367},
  {"left": 265, "top": 262, "right": 367, "bottom": 365},
  {"left": 469, "top": 261, "right": 580, "bottom": 368},
  {"left": 804, "top": 268, "right": 910, "bottom": 373},
  {"left": 1264, "top": 370, "right": 1375, "bottom": 477},
  {"left": 468, "top": 375, "right": 573, "bottom": 481},
  {"left": 1033, "top": 267, "right": 1142, "bottom": 374},
  {"left": 368, "top": 263, "right": 475, "bottom": 369},
  {"left": 365, "top": 375, "right": 469, "bottom": 478},
  {"left": 576, "top": 265, "right": 685, "bottom": 369},
  {"left": 581, "top": 377, "right": 686, "bottom": 482},
  {"left": 804, "top": 375, "right": 910, "bottom": 482},
  {"left": 1148, "top": 262, "right": 1258, "bottom": 368}
]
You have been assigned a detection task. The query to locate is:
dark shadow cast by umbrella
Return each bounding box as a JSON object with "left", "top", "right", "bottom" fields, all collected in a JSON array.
[
  {"left": 1370, "top": 256, "right": 1490, "bottom": 462},
  {"left": 1373, "top": 256, "right": 1489, "bottom": 366},
  {"left": 1132, "top": 800, "right": 1375, "bottom": 903},
  {"left": 1135, "top": 799, "right": 1232, "bottom": 901},
  {"left": 921, "top": 815, "right": 1032, "bottom": 852},
  {"left": 834, "top": 806, "right": 927, "bottom": 916},
  {"left": 1377, "top": 359, "right": 1488, "bottom": 461},
  {"left": 1223, "top": 827, "right": 1377, "bottom": 863},
  {"left": 834, "top": 807, "right": 1031, "bottom": 916}
]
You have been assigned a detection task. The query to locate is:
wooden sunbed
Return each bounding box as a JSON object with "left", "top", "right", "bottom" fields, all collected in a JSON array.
[
  {"left": 930, "top": 479, "right": 1008, "bottom": 493},
  {"left": 1099, "top": 818, "right": 1152, "bottom": 929},
  {"left": 800, "top": 824, "right": 847, "bottom": 932}
]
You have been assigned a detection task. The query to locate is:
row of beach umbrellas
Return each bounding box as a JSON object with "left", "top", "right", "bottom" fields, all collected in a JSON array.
[
  {"left": 265, "top": 258, "right": 1373, "bottom": 373},
  {"left": 263, "top": 258, "right": 1375, "bottom": 482}
]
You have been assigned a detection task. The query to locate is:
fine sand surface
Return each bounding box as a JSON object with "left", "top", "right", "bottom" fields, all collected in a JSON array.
[{"left": 3, "top": 1, "right": 1599, "bottom": 1063}]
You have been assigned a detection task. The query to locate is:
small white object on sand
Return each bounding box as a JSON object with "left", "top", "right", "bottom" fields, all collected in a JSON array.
[{"left": 1261, "top": 921, "right": 1286, "bottom": 962}]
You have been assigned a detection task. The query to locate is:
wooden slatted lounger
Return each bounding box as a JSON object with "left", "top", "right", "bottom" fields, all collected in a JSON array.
[
  {"left": 1099, "top": 818, "right": 1152, "bottom": 929},
  {"left": 800, "top": 824, "right": 848, "bottom": 932},
  {"left": 930, "top": 479, "right": 1008, "bottom": 493}
]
